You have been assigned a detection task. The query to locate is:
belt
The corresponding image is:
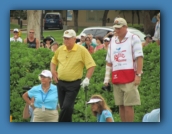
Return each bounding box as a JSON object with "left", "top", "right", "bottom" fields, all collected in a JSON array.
[{"left": 58, "top": 79, "right": 81, "bottom": 83}]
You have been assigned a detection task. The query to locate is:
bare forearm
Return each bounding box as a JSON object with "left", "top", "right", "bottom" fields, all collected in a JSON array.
[
  {"left": 136, "top": 56, "right": 143, "bottom": 74},
  {"left": 86, "top": 66, "right": 95, "bottom": 79},
  {"left": 23, "top": 104, "right": 30, "bottom": 119}
]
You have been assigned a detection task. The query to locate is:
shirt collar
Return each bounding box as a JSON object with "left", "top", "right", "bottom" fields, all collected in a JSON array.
[
  {"left": 115, "top": 31, "right": 131, "bottom": 42},
  {"left": 39, "top": 84, "right": 53, "bottom": 91},
  {"left": 63, "top": 43, "right": 78, "bottom": 51}
]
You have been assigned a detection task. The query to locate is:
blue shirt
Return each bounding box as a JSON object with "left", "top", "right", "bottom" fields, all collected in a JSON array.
[
  {"left": 97, "top": 110, "right": 114, "bottom": 122},
  {"left": 28, "top": 84, "right": 58, "bottom": 110}
]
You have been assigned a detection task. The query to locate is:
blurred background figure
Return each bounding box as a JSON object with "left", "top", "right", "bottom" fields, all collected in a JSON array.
[
  {"left": 24, "top": 29, "right": 40, "bottom": 49},
  {"left": 77, "top": 33, "right": 86, "bottom": 45},
  {"left": 142, "top": 108, "right": 160, "bottom": 122},
  {"left": 82, "top": 37, "right": 94, "bottom": 54},
  {"left": 152, "top": 12, "right": 160, "bottom": 45},
  {"left": 94, "top": 36, "right": 104, "bottom": 53},
  {"left": 142, "top": 34, "right": 152, "bottom": 47},
  {"left": 51, "top": 41, "right": 59, "bottom": 52},
  {"left": 43, "top": 36, "right": 54, "bottom": 49},
  {"left": 87, "top": 34, "right": 97, "bottom": 47},
  {"left": 87, "top": 94, "right": 114, "bottom": 122},
  {"left": 10, "top": 28, "right": 22, "bottom": 43},
  {"left": 103, "top": 37, "right": 110, "bottom": 50}
]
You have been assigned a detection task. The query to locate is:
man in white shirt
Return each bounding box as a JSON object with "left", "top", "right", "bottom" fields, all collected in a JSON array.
[
  {"left": 10, "top": 28, "right": 22, "bottom": 43},
  {"left": 104, "top": 18, "right": 143, "bottom": 122}
]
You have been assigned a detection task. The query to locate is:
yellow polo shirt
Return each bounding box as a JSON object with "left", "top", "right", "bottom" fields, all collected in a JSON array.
[{"left": 51, "top": 44, "right": 96, "bottom": 81}]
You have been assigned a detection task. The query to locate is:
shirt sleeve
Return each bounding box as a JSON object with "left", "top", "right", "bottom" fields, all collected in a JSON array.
[
  {"left": 27, "top": 86, "right": 37, "bottom": 98},
  {"left": 102, "top": 110, "right": 113, "bottom": 120},
  {"left": 82, "top": 47, "right": 96, "bottom": 69},
  {"left": 132, "top": 35, "right": 144, "bottom": 59}
]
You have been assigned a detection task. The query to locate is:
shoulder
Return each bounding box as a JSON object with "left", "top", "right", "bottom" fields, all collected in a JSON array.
[
  {"left": 102, "top": 110, "right": 112, "bottom": 116},
  {"left": 50, "top": 83, "right": 57, "bottom": 89}
]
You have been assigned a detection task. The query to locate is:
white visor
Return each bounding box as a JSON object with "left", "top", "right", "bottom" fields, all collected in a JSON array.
[{"left": 87, "top": 98, "right": 102, "bottom": 104}]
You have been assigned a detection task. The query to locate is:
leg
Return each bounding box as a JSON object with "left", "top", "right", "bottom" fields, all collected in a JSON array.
[
  {"left": 58, "top": 80, "right": 81, "bottom": 122},
  {"left": 119, "top": 105, "right": 126, "bottom": 122},
  {"left": 57, "top": 82, "right": 65, "bottom": 109},
  {"left": 124, "top": 106, "right": 134, "bottom": 122}
]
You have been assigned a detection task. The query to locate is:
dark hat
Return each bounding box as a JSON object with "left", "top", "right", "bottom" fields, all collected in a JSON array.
[
  {"left": 144, "top": 34, "right": 152, "bottom": 40},
  {"left": 43, "top": 36, "right": 54, "bottom": 44}
]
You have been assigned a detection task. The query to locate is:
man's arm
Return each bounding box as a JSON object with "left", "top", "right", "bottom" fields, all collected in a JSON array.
[
  {"left": 135, "top": 56, "right": 143, "bottom": 85},
  {"left": 36, "top": 39, "right": 40, "bottom": 49},
  {"left": 85, "top": 66, "right": 95, "bottom": 79},
  {"left": 50, "top": 62, "right": 58, "bottom": 83}
]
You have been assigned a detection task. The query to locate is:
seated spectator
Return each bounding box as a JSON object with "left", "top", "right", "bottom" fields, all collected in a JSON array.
[
  {"left": 10, "top": 28, "right": 22, "bottom": 43},
  {"left": 142, "top": 108, "right": 160, "bottom": 122},
  {"left": 43, "top": 36, "right": 54, "bottom": 49},
  {"left": 94, "top": 36, "right": 104, "bottom": 52},
  {"left": 142, "top": 34, "right": 152, "bottom": 47},
  {"left": 77, "top": 33, "right": 86, "bottom": 45},
  {"left": 51, "top": 41, "right": 59, "bottom": 52},
  {"left": 82, "top": 37, "right": 94, "bottom": 54},
  {"left": 87, "top": 94, "right": 114, "bottom": 122},
  {"left": 103, "top": 37, "right": 110, "bottom": 50},
  {"left": 24, "top": 29, "right": 40, "bottom": 49}
]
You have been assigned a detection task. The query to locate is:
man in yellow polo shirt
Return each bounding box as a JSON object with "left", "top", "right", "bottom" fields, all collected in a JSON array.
[{"left": 50, "top": 29, "right": 96, "bottom": 122}]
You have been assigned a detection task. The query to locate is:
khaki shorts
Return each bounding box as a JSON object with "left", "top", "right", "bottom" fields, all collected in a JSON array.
[
  {"left": 113, "top": 82, "right": 141, "bottom": 106},
  {"left": 33, "top": 108, "right": 59, "bottom": 122}
]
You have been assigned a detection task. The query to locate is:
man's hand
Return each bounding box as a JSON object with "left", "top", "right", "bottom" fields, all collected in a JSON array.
[
  {"left": 80, "top": 77, "right": 89, "bottom": 88},
  {"left": 52, "top": 71, "right": 58, "bottom": 83},
  {"left": 134, "top": 75, "right": 141, "bottom": 86}
]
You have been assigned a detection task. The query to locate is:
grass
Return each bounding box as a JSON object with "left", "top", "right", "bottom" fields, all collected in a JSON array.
[{"left": 10, "top": 23, "right": 85, "bottom": 44}]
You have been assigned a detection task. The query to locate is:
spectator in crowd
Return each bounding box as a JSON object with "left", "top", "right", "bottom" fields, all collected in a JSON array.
[
  {"left": 43, "top": 36, "right": 54, "bottom": 49},
  {"left": 51, "top": 41, "right": 59, "bottom": 52},
  {"left": 103, "top": 37, "right": 110, "bottom": 50},
  {"left": 87, "top": 94, "right": 114, "bottom": 122},
  {"left": 87, "top": 34, "right": 97, "bottom": 47},
  {"left": 50, "top": 29, "right": 96, "bottom": 122},
  {"left": 22, "top": 70, "right": 58, "bottom": 122},
  {"left": 10, "top": 28, "right": 22, "bottom": 43},
  {"left": 77, "top": 33, "right": 86, "bottom": 45},
  {"left": 94, "top": 36, "right": 104, "bottom": 53},
  {"left": 152, "top": 12, "right": 160, "bottom": 45},
  {"left": 24, "top": 29, "right": 40, "bottom": 49},
  {"left": 104, "top": 18, "right": 143, "bottom": 122},
  {"left": 142, "top": 108, "right": 160, "bottom": 122},
  {"left": 82, "top": 37, "right": 95, "bottom": 54},
  {"left": 142, "top": 34, "right": 152, "bottom": 47}
]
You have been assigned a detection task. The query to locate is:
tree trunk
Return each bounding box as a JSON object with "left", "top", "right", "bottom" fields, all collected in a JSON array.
[
  {"left": 143, "top": 10, "right": 155, "bottom": 36},
  {"left": 73, "top": 10, "right": 78, "bottom": 33},
  {"left": 132, "top": 11, "right": 134, "bottom": 25},
  {"left": 27, "top": 10, "right": 41, "bottom": 40},
  {"left": 102, "top": 10, "right": 109, "bottom": 26},
  {"left": 136, "top": 10, "right": 140, "bottom": 24}
]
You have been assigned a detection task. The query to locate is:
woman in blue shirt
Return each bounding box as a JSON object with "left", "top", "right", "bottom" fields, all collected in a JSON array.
[
  {"left": 22, "top": 70, "right": 58, "bottom": 122},
  {"left": 87, "top": 94, "right": 114, "bottom": 122}
]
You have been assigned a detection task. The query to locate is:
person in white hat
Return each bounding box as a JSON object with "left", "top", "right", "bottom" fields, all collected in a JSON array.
[
  {"left": 77, "top": 33, "right": 86, "bottom": 45},
  {"left": 103, "top": 37, "right": 110, "bottom": 50},
  {"left": 87, "top": 94, "right": 114, "bottom": 122},
  {"left": 104, "top": 17, "right": 144, "bottom": 122},
  {"left": 22, "top": 70, "right": 59, "bottom": 122},
  {"left": 51, "top": 29, "right": 96, "bottom": 122},
  {"left": 10, "top": 28, "right": 22, "bottom": 43}
]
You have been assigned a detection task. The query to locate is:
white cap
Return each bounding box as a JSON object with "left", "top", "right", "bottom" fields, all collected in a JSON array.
[
  {"left": 113, "top": 18, "right": 127, "bottom": 28},
  {"left": 39, "top": 70, "right": 52, "bottom": 78},
  {"left": 87, "top": 98, "right": 102, "bottom": 104},
  {"left": 104, "top": 37, "right": 110, "bottom": 42},
  {"left": 142, "top": 108, "right": 160, "bottom": 122},
  {"left": 80, "top": 33, "right": 86, "bottom": 37},
  {"left": 63, "top": 29, "right": 76, "bottom": 38},
  {"left": 13, "top": 28, "right": 19, "bottom": 32}
]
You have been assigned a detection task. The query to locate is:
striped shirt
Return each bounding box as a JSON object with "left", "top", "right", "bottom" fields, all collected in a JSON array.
[{"left": 51, "top": 44, "right": 96, "bottom": 81}]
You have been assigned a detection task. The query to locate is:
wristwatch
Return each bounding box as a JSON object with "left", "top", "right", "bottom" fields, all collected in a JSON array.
[{"left": 136, "top": 74, "right": 142, "bottom": 77}]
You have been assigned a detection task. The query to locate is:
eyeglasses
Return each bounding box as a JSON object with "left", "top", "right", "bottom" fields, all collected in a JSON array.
[
  {"left": 29, "top": 32, "right": 34, "bottom": 33},
  {"left": 14, "top": 31, "right": 18, "bottom": 33}
]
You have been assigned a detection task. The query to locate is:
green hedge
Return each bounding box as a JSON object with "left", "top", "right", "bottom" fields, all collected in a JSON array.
[{"left": 10, "top": 42, "right": 160, "bottom": 122}]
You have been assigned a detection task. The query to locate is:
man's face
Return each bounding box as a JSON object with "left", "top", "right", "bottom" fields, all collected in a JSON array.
[
  {"left": 114, "top": 26, "right": 127, "bottom": 37},
  {"left": 63, "top": 37, "right": 76, "bottom": 48},
  {"left": 13, "top": 31, "right": 19, "bottom": 38},
  {"left": 29, "top": 30, "right": 35, "bottom": 37}
]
